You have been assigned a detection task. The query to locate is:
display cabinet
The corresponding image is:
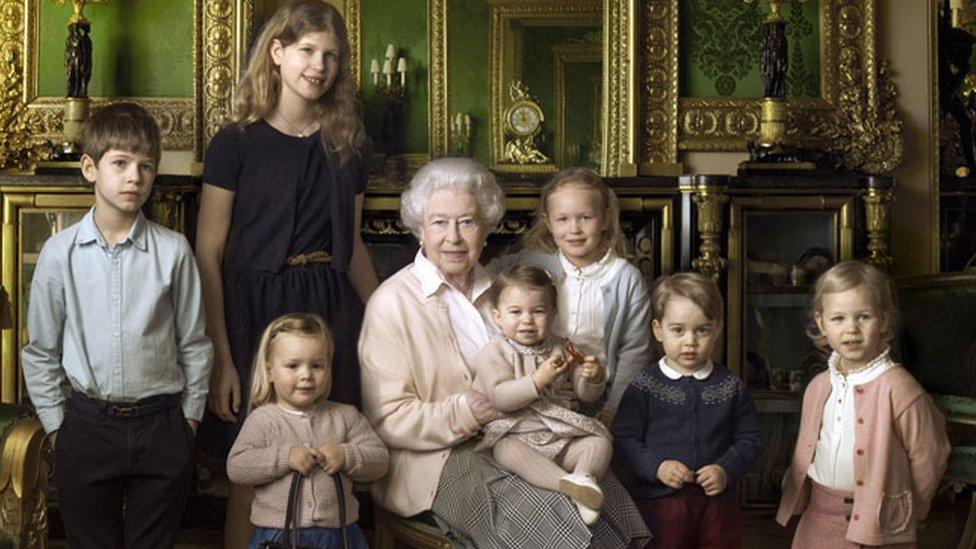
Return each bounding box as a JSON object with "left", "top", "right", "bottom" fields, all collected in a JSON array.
[
  {"left": 684, "top": 171, "right": 894, "bottom": 506},
  {"left": 0, "top": 175, "right": 198, "bottom": 405}
]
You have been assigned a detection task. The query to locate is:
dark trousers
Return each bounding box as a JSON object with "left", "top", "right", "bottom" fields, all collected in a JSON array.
[
  {"left": 635, "top": 485, "right": 743, "bottom": 549},
  {"left": 55, "top": 396, "right": 195, "bottom": 548}
]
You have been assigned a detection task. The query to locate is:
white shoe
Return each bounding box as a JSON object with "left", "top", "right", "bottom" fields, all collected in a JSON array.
[
  {"left": 574, "top": 501, "right": 601, "bottom": 526},
  {"left": 559, "top": 473, "right": 604, "bottom": 509}
]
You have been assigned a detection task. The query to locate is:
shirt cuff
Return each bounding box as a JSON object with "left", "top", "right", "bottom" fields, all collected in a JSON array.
[
  {"left": 181, "top": 393, "right": 207, "bottom": 422},
  {"left": 37, "top": 406, "right": 65, "bottom": 435}
]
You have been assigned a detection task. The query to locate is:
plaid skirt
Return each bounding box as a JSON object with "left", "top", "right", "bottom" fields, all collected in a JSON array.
[{"left": 431, "top": 440, "right": 651, "bottom": 548}]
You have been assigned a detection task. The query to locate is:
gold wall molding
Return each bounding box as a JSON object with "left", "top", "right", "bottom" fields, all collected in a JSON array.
[
  {"left": 640, "top": 0, "right": 679, "bottom": 171},
  {"left": 603, "top": 0, "right": 638, "bottom": 176},
  {"left": 428, "top": 0, "right": 449, "bottom": 157},
  {"left": 646, "top": 0, "right": 904, "bottom": 174},
  {"left": 8, "top": 0, "right": 201, "bottom": 153}
]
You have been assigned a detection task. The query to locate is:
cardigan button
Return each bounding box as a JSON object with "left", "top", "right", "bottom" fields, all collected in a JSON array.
[
  {"left": 857, "top": 417, "right": 864, "bottom": 424},
  {"left": 855, "top": 387, "right": 864, "bottom": 394},
  {"left": 856, "top": 449, "right": 865, "bottom": 456},
  {"left": 853, "top": 514, "right": 860, "bottom": 521},
  {"left": 856, "top": 480, "right": 864, "bottom": 487}
]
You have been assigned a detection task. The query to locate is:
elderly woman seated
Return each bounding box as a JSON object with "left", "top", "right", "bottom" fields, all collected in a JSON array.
[{"left": 359, "top": 157, "right": 649, "bottom": 548}]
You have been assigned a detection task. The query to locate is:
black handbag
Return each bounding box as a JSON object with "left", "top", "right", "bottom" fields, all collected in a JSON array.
[{"left": 260, "top": 472, "right": 348, "bottom": 549}]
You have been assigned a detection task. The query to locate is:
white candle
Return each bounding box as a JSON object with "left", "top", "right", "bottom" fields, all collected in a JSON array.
[
  {"left": 386, "top": 43, "right": 396, "bottom": 60},
  {"left": 371, "top": 59, "right": 380, "bottom": 85},
  {"left": 465, "top": 114, "right": 471, "bottom": 131},
  {"left": 382, "top": 58, "right": 392, "bottom": 75},
  {"left": 455, "top": 113, "right": 463, "bottom": 131},
  {"left": 398, "top": 57, "right": 407, "bottom": 86}
]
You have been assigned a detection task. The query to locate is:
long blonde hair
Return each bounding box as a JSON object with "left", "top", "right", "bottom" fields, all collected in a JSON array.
[
  {"left": 234, "top": 0, "right": 364, "bottom": 165},
  {"left": 522, "top": 167, "right": 628, "bottom": 257},
  {"left": 249, "top": 313, "right": 335, "bottom": 411}
]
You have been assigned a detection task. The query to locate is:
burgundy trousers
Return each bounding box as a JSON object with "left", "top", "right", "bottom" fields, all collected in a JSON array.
[{"left": 635, "top": 484, "right": 743, "bottom": 549}]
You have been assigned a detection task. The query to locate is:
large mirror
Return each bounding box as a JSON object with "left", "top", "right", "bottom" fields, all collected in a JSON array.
[{"left": 431, "top": 0, "right": 638, "bottom": 178}]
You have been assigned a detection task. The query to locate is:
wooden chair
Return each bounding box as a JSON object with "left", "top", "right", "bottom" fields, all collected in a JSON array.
[
  {"left": 0, "top": 405, "right": 50, "bottom": 548},
  {"left": 372, "top": 506, "right": 460, "bottom": 549}
]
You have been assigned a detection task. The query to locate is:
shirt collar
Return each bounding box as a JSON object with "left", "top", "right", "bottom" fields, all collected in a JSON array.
[
  {"left": 558, "top": 248, "right": 615, "bottom": 279},
  {"left": 75, "top": 207, "right": 147, "bottom": 250},
  {"left": 412, "top": 248, "right": 492, "bottom": 302},
  {"left": 827, "top": 346, "right": 894, "bottom": 384},
  {"left": 659, "top": 357, "right": 714, "bottom": 380}
]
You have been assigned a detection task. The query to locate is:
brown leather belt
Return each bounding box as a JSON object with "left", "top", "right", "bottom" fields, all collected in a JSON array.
[{"left": 285, "top": 251, "right": 332, "bottom": 266}]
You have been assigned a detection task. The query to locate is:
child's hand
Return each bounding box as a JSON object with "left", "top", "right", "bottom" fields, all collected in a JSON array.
[
  {"left": 696, "top": 464, "right": 728, "bottom": 496},
  {"left": 318, "top": 443, "right": 347, "bottom": 475},
  {"left": 579, "top": 356, "right": 604, "bottom": 383},
  {"left": 289, "top": 446, "right": 324, "bottom": 476},
  {"left": 532, "top": 348, "right": 571, "bottom": 390},
  {"left": 657, "top": 460, "right": 694, "bottom": 489}
]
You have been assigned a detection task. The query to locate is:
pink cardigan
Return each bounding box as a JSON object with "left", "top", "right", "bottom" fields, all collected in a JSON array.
[{"left": 776, "top": 365, "right": 950, "bottom": 545}]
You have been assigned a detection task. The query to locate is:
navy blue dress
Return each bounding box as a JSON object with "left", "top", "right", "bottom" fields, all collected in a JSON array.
[{"left": 198, "top": 120, "right": 366, "bottom": 457}]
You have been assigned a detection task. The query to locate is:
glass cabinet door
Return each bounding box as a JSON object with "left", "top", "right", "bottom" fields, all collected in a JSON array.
[{"left": 2, "top": 191, "right": 93, "bottom": 404}]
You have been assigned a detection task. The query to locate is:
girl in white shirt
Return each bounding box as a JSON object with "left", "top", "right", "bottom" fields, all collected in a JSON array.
[{"left": 489, "top": 168, "right": 652, "bottom": 426}]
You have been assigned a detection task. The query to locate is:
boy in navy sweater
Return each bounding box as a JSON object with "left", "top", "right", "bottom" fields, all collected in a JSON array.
[{"left": 612, "top": 272, "right": 759, "bottom": 548}]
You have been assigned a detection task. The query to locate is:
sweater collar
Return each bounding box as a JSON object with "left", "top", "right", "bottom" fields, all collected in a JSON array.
[
  {"left": 827, "top": 346, "right": 894, "bottom": 384},
  {"left": 558, "top": 248, "right": 615, "bottom": 280},
  {"left": 659, "top": 357, "right": 714, "bottom": 380}
]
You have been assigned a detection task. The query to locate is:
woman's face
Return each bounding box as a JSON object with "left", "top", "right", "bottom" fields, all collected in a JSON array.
[{"left": 419, "top": 188, "right": 487, "bottom": 290}]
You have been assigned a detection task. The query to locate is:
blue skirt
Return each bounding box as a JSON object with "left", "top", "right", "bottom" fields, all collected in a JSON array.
[{"left": 248, "top": 524, "right": 368, "bottom": 549}]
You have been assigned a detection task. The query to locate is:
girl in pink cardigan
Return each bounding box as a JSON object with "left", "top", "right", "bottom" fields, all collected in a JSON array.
[{"left": 777, "top": 262, "right": 950, "bottom": 547}]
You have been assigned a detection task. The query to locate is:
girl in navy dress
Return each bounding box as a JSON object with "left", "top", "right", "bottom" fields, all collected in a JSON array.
[{"left": 196, "top": 1, "right": 378, "bottom": 546}]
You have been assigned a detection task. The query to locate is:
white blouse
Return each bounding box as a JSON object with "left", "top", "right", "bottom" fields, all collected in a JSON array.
[
  {"left": 807, "top": 347, "right": 895, "bottom": 491},
  {"left": 554, "top": 249, "right": 626, "bottom": 365}
]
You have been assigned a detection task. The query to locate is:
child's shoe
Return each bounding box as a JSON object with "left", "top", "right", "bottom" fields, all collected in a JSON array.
[
  {"left": 574, "top": 501, "right": 601, "bottom": 526},
  {"left": 559, "top": 473, "right": 604, "bottom": 509}
]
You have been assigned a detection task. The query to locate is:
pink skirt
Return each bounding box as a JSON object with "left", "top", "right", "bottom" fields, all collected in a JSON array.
[{"left": 792, "top": 480, "right": 916, "bottom": 549}]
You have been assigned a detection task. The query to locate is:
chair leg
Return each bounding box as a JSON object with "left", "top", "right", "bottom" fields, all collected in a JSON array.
[{"left": 959, "top": 490, "right": 976, "bottom": 549}]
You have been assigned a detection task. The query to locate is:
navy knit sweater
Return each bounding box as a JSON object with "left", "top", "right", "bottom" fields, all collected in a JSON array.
[{"left": 611, "top": 360, "right": 761, "bottom": 500}]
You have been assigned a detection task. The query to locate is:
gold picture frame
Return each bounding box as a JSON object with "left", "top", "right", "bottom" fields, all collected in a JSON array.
[
  {"left": 428, "top": 0, "right": 640, "bottom": 177},
  {"left": 5, "top": 0, "right": 200, "bottom": 152},
  {"left": 641, "top": 0, "right": 903, "bottom": 175}
]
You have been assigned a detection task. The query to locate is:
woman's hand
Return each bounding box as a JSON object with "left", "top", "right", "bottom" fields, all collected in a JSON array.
[
  {"left": 208, "top": 353, "right": 241, "bottom": 422},
  {"left": 289, "top": 446, "right": 324, "bottom": 476},
  {"left": 532, "top": 348, "right": 571, "bottom": 391},
  {"left": 464, "top": 390, "right": 505, "bottom": 425},
  {"left": 318, "top": 443, "right": 347, "bottom": 474}
]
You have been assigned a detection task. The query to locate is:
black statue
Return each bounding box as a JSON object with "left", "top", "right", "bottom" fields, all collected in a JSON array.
[
  {"left": 760, "top": 20, "right": 788, "bottom": 99},
  {"left": 65, "top": 21, "right": 92, "bottom": 98},
  {"left": 939, "top": 8, "right": 976, "bottom": 173}
]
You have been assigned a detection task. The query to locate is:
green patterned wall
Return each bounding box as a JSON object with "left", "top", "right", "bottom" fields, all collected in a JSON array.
[
  {"left": 361, "top": 0, "right": 428, "bottom": 155},
  {"left": 679, "top": 0, "right": 820, "bottom": 98},
  {"left": 38, "top": 0, "right": 194, "bottom": 98}
]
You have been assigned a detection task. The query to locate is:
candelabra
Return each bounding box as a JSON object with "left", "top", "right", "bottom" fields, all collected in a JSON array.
[
  {"left": 451, "top": 113, "right": 472, "bottom": 157},
  {"left": 370, "top": 44, "right": 408, "bottom": 180}
]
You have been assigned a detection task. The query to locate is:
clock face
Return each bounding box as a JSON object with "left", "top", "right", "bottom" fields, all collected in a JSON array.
[{"left": 509, "top": 103, "right": 541, "bottom": 136}]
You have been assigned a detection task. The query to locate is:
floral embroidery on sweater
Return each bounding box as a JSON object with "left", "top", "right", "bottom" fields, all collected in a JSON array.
[
  {"left": 632, "top": 372, "right": 686, "bottom": 405},
  {"left": 701, "top": 375, "right": 739, "bottom": 405}
]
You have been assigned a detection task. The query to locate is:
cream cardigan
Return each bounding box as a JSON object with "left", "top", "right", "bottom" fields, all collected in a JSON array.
[{"left": 358, "top": 263, "right": 486, "bottom": 516}]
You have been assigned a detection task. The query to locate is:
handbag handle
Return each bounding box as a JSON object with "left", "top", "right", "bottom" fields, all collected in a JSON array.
[
  {"left": 282, "top": 471, "right": 302, "bottom": 549},
  {"left": 333, "top": 473, "right": 347, "bottom": 549}
]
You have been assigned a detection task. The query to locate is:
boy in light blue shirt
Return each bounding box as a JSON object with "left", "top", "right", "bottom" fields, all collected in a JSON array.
[{"left": 22, "top": 102, "right": 212, "bottom": 548}]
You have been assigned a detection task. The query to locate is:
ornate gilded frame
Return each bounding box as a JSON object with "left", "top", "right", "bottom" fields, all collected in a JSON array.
[
  {"left": 203, "top": 0, "right": 362, "bottom": 159},
  {"left": 552, "top": 42, "right": 600, "bottom": 167},
  {"left": 7, "top": 0, "right": 200, "bottom": 152},
  {"left": 642, "top": 0, "right": 903, "bottom": 174},
  {"left": 428, "top": 0, "right": 640, "bottom": 177}
]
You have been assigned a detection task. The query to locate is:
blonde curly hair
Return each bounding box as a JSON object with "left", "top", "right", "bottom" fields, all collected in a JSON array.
[{"left": 233, "top": 0, "right": 364, "bottom": 165}]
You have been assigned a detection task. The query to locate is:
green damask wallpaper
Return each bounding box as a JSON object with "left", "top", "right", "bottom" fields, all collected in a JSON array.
[
  {"left": 679, "top": 0, "right": 820, "bottom": 98},
  {"left": 361, "top": 0, "right": 428, "bottom": 155},
  {"left": 37, "top": 0, "right": 194, "bottom": 98}
]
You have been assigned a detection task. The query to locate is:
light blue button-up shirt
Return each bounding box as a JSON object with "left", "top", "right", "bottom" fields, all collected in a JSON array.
[{"left": 22, "top": 209, "right": 213, "bottom": 433}]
